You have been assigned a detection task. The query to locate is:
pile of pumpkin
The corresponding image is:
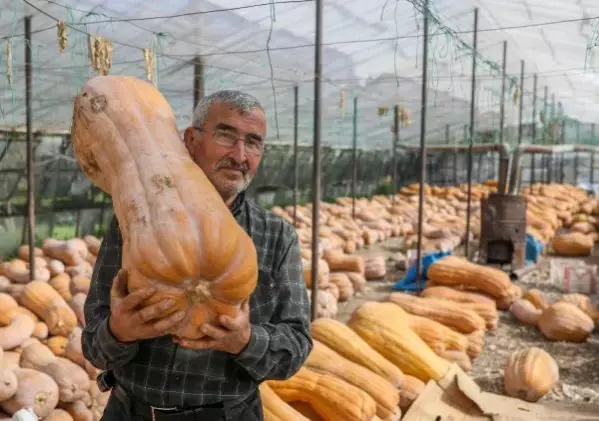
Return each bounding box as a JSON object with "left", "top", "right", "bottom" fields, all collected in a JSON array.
[
  {"left": 521, "top": 183, "right": 599, "bottom": 257},
  {"left": 262, "top": 254, "right": 577, "bottom": 421},
  {"left": 0, "top": 236, "right": 107, "bottom": 420},
  {"left": 0, "top": 236, "right": 588, "bottom": 420},
  {"left": 510, "top": 288, "right": 599, "bottom": 342}
]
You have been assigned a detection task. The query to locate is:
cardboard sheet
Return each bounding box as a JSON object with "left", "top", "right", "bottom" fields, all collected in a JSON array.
[{"left": 402, "top": 365, "right": 599, "bottom": 421}]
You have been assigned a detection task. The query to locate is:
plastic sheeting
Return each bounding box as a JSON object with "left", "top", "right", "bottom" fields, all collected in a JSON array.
[{"left": 1, "top": 0, "right": 599, "bottom": 148}]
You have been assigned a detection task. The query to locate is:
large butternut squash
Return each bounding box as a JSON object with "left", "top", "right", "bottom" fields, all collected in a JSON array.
[
  {"left": 347, "top": 301, "right": 451, "bottom": 383},
  {"left": 71, "top": 75, "right": 258, "bottom": 339}
]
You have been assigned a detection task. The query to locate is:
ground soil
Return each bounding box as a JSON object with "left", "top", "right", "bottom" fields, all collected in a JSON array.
[{"left": 333, "top": 237, "right": 599, "bottom": 414}]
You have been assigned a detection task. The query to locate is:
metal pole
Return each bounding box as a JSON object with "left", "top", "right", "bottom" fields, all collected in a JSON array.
[
  {"left": 292, "top": 84, "right": 299, "bottom": 226},
  {"left": 25, "top": 16, "right": 36, "bottom": 281},
  {"left": 530, "top": 74, "right": 538, "bottom": 185},
  {"left": 517, "top": 60, "right": 525, "bottom": 145},
  {"left": 310, "top": 0, "right": 323, "bottom": 322},
  {"left": 464, "top": 8, "right": 478, "bottom": 261},
  {"left": 392, "top": 105, "right": 399, "bottom": 203},
  {"left": 193, "top": 56, "right": 204, "bottom": 110},
  {"left": 415, "top": 0, "right": 429, "bottom": 287},
  {"left": 542, "top": 86, "right": 549, "bottom": 182},
  {"left": 444, "top": 124, "right": 450, "bottom": 185},
  {"left": 351, "top": 96, "right": 358, "bottom": 219},
  {"left": 498, "top": 41, "right": 507, "bottom": 149},
  {"left": 592, "top": 123, "right": 596, "bottom": 186},
  {"left": 574, "top": 122, "right": 580, "bottom": 185}
]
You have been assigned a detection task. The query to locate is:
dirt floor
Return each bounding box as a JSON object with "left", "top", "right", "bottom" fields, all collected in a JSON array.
[{"left": 335, "top": 237, "right": 599, "bottom": 412}]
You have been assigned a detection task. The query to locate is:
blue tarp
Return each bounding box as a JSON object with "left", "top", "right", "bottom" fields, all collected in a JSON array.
[
  {"left": 391, "top": 249, "right": 452, "bottom": 293},
  {"left": 526, "top": 233, "right": 544, "bottom": 265},
  {"left": 391, "top": 233, "right": 544, "bottom": 293}
]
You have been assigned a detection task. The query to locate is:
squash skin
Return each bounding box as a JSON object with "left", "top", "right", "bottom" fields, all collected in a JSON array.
[
  {"left": 71, "top": 75, "right": 259, "bottom": 339},
  {"left": 503, "top": 347, "right": 559, "bottom": 402}
]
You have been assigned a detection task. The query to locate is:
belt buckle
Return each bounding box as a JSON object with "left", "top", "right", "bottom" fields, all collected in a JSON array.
[{"left": 150, "top": 405, "right": 179, "bottom": 421}]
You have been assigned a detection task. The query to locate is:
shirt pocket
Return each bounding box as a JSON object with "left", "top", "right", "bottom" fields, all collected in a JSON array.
[{"left": 249, "top": 269, "right": 278, "bottom": 324}]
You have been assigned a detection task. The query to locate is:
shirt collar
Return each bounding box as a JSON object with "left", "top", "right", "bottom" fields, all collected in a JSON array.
[{"left": 230, "top": 190, "right": 247, "bottom": 216}]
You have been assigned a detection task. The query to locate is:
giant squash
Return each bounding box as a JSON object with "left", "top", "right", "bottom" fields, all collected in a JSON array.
[
  {"left": 266, "top": 366, "right": 378, "bottom": 421},
  {"left": 71, "top": 75, "right": 258, "bottom": 339},
  {"left": 503, "top": 347, "right": 559, "bottom": 402},
  {"left": 347, "top": 301, "right": 451, "bottom": 382}
]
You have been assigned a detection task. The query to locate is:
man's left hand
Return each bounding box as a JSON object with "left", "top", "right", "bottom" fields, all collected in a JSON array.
[{"left": 174, "top": 300, "right": 251, "bottom": 355}]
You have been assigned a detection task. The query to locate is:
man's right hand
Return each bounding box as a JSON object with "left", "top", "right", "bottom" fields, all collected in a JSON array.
[{"left": 108, "top": 269, "right": 187, "bottom": 343}]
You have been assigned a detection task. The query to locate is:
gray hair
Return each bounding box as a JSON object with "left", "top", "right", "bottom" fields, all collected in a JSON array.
[{"left": 192, "top": 90, "right": 264, "bottom": 128}]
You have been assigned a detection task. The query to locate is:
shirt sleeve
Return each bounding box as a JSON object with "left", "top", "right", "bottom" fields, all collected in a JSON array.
[
  {"left": 234, "top": 228, "right": 313, "bottom": 381},
  {"left": 81, "top": 215, "right": 140, "bottom": 370}
]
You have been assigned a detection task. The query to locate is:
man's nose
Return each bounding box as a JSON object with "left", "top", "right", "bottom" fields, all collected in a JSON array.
[{"left": 229, "top": 140, "right": 247, "bottom": 163}]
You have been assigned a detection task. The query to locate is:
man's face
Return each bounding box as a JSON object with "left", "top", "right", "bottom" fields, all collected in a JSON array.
[{"left": 184, "top": 100, "right": 266, "bottom": 204}]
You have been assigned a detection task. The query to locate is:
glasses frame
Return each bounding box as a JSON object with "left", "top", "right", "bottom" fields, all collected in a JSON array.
[{"left": 194, "top": 127, "right": 264, "bottom": 156}]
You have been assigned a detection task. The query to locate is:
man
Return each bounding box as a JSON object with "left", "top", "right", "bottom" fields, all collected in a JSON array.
[{"left": 82, "top": 89, "right": 313, "bottom": 421}]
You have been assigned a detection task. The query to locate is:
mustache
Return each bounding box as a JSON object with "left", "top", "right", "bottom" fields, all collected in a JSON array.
[{"left": 215, "top": 158, "right": 248, "bottom": 173}]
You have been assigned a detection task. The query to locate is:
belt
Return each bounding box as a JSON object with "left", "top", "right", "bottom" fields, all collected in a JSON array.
[{"left": 112, "top": 383, "right": 225, "bottom": 421}]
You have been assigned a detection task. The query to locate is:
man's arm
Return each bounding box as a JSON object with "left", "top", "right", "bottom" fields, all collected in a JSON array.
[
  {"left": 234, "top": 229, "right": 313, "bottom": 381},
  {"left": 82, "top": 216, "right": 140, "bottom": 370}
]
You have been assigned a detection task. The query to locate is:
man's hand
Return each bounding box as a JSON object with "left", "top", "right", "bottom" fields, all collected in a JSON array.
[
  {"left": 174, "top": 300, "right": 251, "bottom": 355},
  {"left": 108, "top": 269, "right": 187, "bottom": 343}
]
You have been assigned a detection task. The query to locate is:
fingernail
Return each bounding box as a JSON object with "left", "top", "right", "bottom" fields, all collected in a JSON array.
[{"left": 164, "top": 299, "right": 175, "bottom": 307}]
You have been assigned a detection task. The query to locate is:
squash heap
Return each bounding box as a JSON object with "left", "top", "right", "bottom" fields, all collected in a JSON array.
[{"left": 70, "top": 75, "right": 259, "bottom": 339}]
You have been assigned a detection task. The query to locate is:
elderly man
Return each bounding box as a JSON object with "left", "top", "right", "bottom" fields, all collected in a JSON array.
[{"left": 82, "top": 90, "right": 313, "bottom": 421}]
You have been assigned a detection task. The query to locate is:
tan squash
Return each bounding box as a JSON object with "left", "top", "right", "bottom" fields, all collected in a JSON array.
[
  {"left": 388, "top": 292, "right": 486, "bottom": 334},
  {"left": 522, "top": 289, "right": 549, "bottom": 310},
  {"left": 0, "top": 368, "right": 59, "bottom": 418},
  {"left": 557, "top": 293, "right": 599, "bottom": 322},
  {"left": 321, "top": 249, "right": 365, "bottom": 273},
  {"left": 0, "top": 313, "right": 35, "bottom": 351},
  {"left": 305, "top": 340, "right": 401, "bottom": 421},
  {"left": 426, "top": 255, "right": 511, "bottom": 299},
  {"left": 510, "top": 299, "right": 542, "bottom": 326},
  {"left": 504, "top": 347, "right": 559, "bottom": 402},
  {"left": 537, "top": 302, "right": 595, "bottom": 342},
  {"left": 45, "top": 409, "right": 75, "bottom": 421},
  {"left": 259, "top": 382, "right": 309, "bottom": 421},
  {"left": 0, "top": 367, "right": 18, "bottom": 401},
  {"left": 311, "top": 318, "right": 404, "bottom": 388},
  {"left": 398, "top": 375, "right": 425, "bottom": 413},
  {"left": 267, "top": 366, "right": 378, "bottom": 421},
  {"left": 20, "top": 342, "right": 89, "bottom": 403},
  {"left": 347, "top": 301, "right": 451, "bottom": 382},
  {"left": 71, "top": 75, "right": 259, "bottom": 340},
  {"left": 19, "top": 281, "right": 78, "bottom": 337}
]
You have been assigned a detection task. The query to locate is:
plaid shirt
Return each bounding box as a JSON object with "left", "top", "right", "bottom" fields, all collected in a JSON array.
[{"left": 82, "top": 191, "right": 312, "bottom": 414}]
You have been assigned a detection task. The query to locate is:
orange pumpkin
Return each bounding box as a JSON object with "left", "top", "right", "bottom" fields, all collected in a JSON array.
[{"left": 71, "top": 75, "right": 258, "bottom": 339}]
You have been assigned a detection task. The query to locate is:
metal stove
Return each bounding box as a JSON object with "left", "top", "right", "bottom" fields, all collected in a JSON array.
[{"left": 479, "top": 193, "right": 527, "bottom": 271}]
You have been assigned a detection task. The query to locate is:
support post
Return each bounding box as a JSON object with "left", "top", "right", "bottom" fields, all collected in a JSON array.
[
  {"left": 415, "top": 0, "right": 430, "bottom": 287},
  {"left": 531, "top": 73, "right": 538, "bottom": 185},
  {"left": 517, "top": 60, "right": 525, "bottom": 145},
  {"left": 392, "top": 105, "right": 399, "bottom": 203},
  {"left": 464, "top": 8, "right": 478, "bottom": 261},
  {"left": 351, "top": 96, "right": 358, "bottom": 219},
  {"left": 25, "top": 15, "right": 36, "bottom": 280},
  {"left": 310, "top": 0, "right": 324, "bottom": 322},
  {"left": 292, "top": 84, "right": 299, "bottom": 226},
  {"left": 193, "top": 55, "right": 204, "bottom": 110}
]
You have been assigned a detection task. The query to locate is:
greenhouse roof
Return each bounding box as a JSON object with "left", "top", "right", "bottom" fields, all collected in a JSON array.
[{"left": 1, "top": 0, "right": 599, "bottom": 149}]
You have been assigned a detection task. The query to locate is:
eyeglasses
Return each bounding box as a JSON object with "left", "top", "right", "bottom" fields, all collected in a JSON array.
[{"left": 195, "top": 127, "right": 264, "bottom": 156}]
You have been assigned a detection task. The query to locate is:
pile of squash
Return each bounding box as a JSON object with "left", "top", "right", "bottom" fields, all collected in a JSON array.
[
  {"left": 0, "top": 236, "right": 109, "bottom": 420},
  {"left": 521, "top": 183, "right": 599, "bottom": 256},
  {"left": 510, "top": 288, "right": 598, "bottom": 342}
]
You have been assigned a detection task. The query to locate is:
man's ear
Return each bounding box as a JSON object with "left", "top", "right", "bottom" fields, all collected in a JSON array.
[{"left": 183, "top": 127, "right": 196, "bottom": 155}]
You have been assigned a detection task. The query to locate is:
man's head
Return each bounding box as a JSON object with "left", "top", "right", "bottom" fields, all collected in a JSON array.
[{"left": 183, "top": 90, "right": 266, "bottom": 206}]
